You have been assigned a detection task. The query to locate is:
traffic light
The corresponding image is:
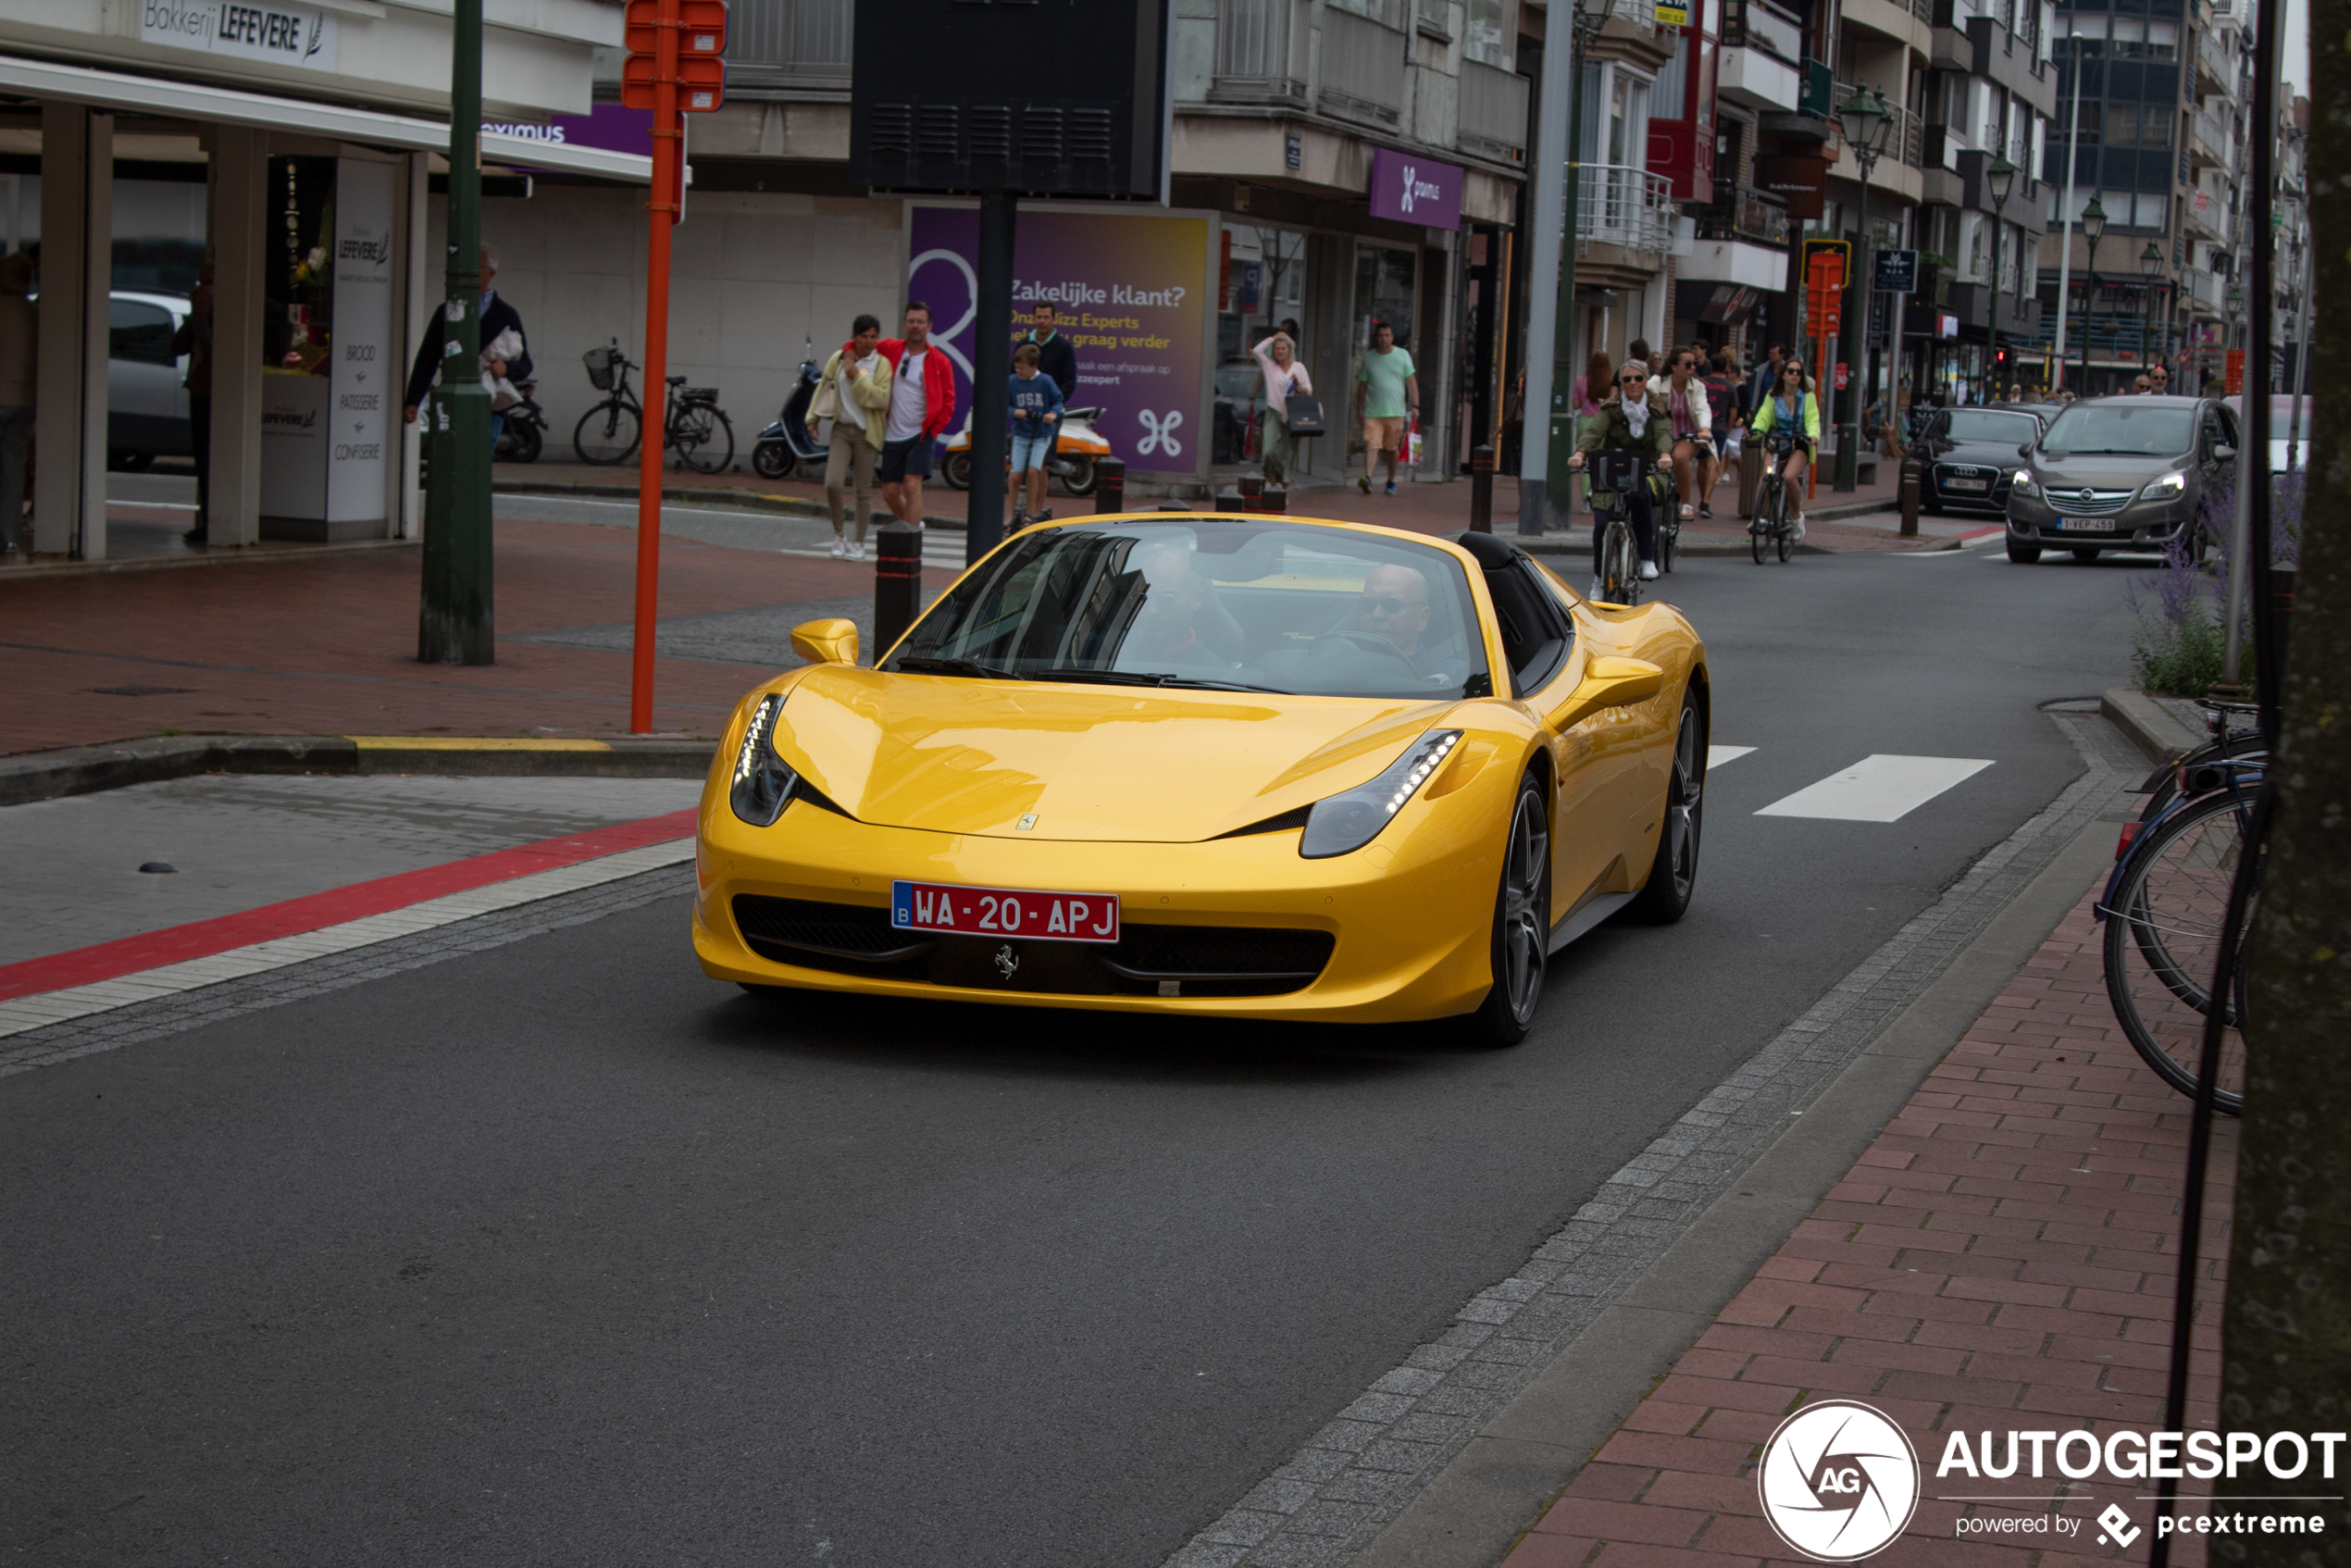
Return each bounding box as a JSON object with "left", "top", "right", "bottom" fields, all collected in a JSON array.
[{"left": 621, "top": 0, "right": 728, "bottom": 112}]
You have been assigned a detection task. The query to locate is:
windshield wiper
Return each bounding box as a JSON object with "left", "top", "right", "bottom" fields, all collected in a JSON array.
[
  {"left": 1028, "top": 666, "right": 1285, "bottom": 692},
  {"left": 893, "top": 654, "right": 1014, "bottom": 679}
]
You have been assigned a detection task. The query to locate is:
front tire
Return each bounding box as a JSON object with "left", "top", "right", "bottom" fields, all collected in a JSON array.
[
  {"left": 1625, "top": 691, "right": 1704, "bottom": 924},
  {"left": 2071, "top": 546, "right": 2099, "bottom": 563},
  {"left": 2007, "top": 538, "right": 2042, "bottom": 564},
  {"left": 941, "top": 452, "right": 973, "bottom": 491},
  {"left": 498, "top": 418, "right": 542, "bottom": 464},
  {"left": 1465, "top": 773, "right": 1550, "bottom": 1047},
  {"left": 674, "top": 404, "right": 736, "bottom": 474},
  {"left": 752, "top": 441, "right": 794, "bottom": 479},
  {"left": 1056, "top": 455, "right": 1098, "bottom": 495},
  {"left": 573, "top": 401, "right": 641, "bottom": 466}
]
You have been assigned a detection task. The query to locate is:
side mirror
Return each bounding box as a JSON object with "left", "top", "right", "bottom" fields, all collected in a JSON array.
[
  {"left": 2212, "top": 444, "right": 2237, "bottom": 463},
  {"left": 2018, "top": 442, "right": 2034, "bottom": 459},
  {"left": 1557, "top": 655, "right": 1666, "bottom": 728},
  {"left": 790, "top": 617, "right": 859, "bottom": 666}
]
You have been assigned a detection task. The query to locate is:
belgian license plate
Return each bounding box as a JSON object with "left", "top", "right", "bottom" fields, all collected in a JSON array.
[
  {"left": 1945, "top": 477, "right": 1990, "bottom": 492},
  {"left": 891, "top": 880, "right": 1121, "bottom": 943},
  {"left": 2059, "top": 517, "right": 2108, "bottom": 532}
]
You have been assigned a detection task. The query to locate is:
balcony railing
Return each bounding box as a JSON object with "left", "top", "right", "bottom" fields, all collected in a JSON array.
[
  {"left": 1458, "top": 58, "right": 1531, "bottom": 163},
  {"left": 2195, "top": 25, "right": 2237, "bottom": 85},
  {"left": 1836, "top": 81, "right": 1927, "bottom": 169},
  {"left": 1213, "top": 0, "right": 1309, "bottom": 105},
  {"left": 1318, "top": 5, "right": 1407, "bottom": 130},
  {"left": 1574, "top": 163, "right": 1676, "bottom": 254},
  {"left": 1695, "top": 185, "right": 1794, "bottom": 245},
  {"left": 728, "top": 0, "right": 852, "bottom": 90}
]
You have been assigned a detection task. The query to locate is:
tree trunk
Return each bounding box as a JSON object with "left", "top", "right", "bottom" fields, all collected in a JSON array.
[{"left": 2220, "top": 0, "right": 2350, "bottom": 1555}]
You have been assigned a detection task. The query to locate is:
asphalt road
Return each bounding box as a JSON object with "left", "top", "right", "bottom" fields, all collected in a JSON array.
[{"left": 1, "top": 541, "right": 2147, "bottom": 1567}]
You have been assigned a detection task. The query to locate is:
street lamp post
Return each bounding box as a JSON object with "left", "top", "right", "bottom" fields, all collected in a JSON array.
[
  {"left": 1984, "top": 156, "right": 2017, "bottom": 403},
  {"left": 2140, "top": 241, "right": 2164, "bottom": 378},
  {"left": 2080, "top": 194, "right": 2107, "bottom": 394},
  {"left": 1525, "top": 0, "right": 1611, "bottom": 533},
  {"left": 1835, "top": 87, "right": 1894, "bottom": 491}
]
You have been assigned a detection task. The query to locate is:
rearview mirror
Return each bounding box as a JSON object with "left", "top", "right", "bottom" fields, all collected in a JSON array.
[
  {"left": 1556, "top": 655, "right": 1666, "bottom": 728},
  {"left": 790, "top": 618, "right": 859, "bottom": 666}
]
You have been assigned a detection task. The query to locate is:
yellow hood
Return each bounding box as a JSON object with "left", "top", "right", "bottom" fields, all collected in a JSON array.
[{"left": 771, "top": 666, "right": 1460, "bottom": 841}]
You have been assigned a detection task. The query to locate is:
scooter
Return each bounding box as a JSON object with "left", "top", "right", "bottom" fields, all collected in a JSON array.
[
  {"left": 494, "top": 381, "right": 545, "bottom": 464},
  {"left": 752, "top": 352, "right": 827, "bottom": 479},
  {"left": 939, "top": 404, "right": 1111, "bottom": 495}
]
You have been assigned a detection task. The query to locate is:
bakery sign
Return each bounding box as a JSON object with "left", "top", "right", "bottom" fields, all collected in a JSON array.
[{"left": 141, "top": 0, "right": 341, "bottom": 72}]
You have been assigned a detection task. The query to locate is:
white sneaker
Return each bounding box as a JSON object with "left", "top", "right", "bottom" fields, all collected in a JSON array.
[
  {"left": 849, "top": 541, "right": 865, "bottom": 562},
  {"left": 828, "top": 536, "right": 846, "bottom": 558},
  {"left": 1638, "top": 559, "right": 1660, "bottom": 580},
  {"left": 1793, "top": 516, "right": 1807, "bottom": 541},
  {"left": 1590, "top": 577, "right": 1607, "bottom": 599}
]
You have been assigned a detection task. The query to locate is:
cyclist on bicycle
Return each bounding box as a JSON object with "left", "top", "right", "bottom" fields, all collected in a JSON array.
[
  {"left": 1565, "top": 359, "right": 1674, "bottom": 596},
  {"left": 1746, "top": 359, "right": 1821, "bottom": 538}
]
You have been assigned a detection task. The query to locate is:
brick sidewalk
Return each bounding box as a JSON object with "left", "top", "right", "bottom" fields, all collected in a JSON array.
[
  {"left": 0, "top": 515, "right": 877, "bottom": 755},
  {"left": 1503, "top": 887, "right": 2233, "bottom": 1568}
]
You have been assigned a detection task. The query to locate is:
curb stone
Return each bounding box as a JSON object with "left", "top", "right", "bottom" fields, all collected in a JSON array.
[
  {"left": 2100, "top": 685, "right": 2204, "bottom": 766},
  {"left": 0, "top": 735, "right": 715, "bottom": 808}
]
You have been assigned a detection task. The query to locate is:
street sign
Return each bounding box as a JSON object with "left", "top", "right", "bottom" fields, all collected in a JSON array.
[
  {"left": 2226, "top": 348, "right": 2245, "bottom": 393},
  {"left": 622, "top": 52, "right": 725, "bottom": 111},
  {"left": 1874, "top": 248, "right": 1918, "bottom": 293},
  {"left": 625, "top": 0, "right": 727, "bottom": 54}
]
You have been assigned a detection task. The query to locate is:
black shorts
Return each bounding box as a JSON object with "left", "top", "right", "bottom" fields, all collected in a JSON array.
[{"left": 879, "top": 436, "right": 933, "bottom": 484}]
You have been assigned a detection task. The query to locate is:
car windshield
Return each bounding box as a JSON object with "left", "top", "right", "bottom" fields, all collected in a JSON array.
[
  {"left": 1940, "top": 410, "right": 2037, "bottom": 442},
  {"left": 2040, "top": 404, "right": 2195, "bottom": 456},
  {"left": 887, "top": 521, "right": 1492, "bottom": 700}
]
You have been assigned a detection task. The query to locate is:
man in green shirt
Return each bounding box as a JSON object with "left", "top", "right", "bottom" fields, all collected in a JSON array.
[{"left": 1353, "top": 321, "right": 1418, "bottom": 494}]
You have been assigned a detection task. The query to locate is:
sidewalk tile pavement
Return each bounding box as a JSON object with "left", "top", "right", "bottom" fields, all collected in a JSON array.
[{"left": 1502, "top": 889, "right": 2233, "bottom": 1568}]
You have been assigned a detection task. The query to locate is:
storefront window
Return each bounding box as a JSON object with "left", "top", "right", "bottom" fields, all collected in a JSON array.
[
  {"left": 1464, "top": 0, "right": 1514, "bottom": 66},
  {"left": 266, "top": 156, "right": 338, "bottom": 376},
  {"left": 1349, "top": 243, "right": 1416, "bottom": 454},
  {"left": 1213, "top": 224, "right": 1309, "bottom": 464}
]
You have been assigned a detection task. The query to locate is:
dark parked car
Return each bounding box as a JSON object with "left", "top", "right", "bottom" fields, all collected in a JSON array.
[
  {"left": 2004, "top": 394, "right": 2238, "bottom": 564},
  {"left": 1899, "top": 404, "right": 2047, "bottom": 515}
]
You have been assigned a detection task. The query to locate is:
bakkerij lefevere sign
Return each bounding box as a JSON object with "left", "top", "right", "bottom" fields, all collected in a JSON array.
[
  {"left": 1367, "top": 148, "right": 1463, "bottom": 230},
  {"left": 907, "top": 205, "right": 1207, "bottom": 479},
  {"left": 141, "top": 0, "right": 339, "bottom": 70}
]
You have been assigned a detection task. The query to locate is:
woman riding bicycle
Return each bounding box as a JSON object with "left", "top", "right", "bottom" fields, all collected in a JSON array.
[
  {"left": 1747, "top": 359, "right": 1821, "bottom": 539},
  {"left": 1565, "top": 359, "right": 1674, "bottom": 596}
]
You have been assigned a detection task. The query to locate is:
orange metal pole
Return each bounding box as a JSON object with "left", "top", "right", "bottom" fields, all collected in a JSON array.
[
  {"left": 1810, "top": 333, "right": 1827, "bottom": 501},
  {"left": 629, "top": 0, "right": 681, "bottom": 733}
]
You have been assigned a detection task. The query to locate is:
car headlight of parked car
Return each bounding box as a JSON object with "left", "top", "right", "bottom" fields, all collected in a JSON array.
[
  {"left": 2142, "top": 472, "right": 2187, "bottom": 501},
  {"left": 730, "top": 692, "right": 802, "bottom": 827},
  {"left": 1300, "top": 730, "right": 1463, "bottom": 859},
  {"left": 2011, "top": 469, "right": 2036, "bottom": 495}
]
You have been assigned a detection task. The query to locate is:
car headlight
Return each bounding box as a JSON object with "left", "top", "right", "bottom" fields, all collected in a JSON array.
[
  {"left": 1300, "top": 730, "right": 1463, "bottom": 859},
  {"left": 2142, "top": 472, "right": 2187, "bottom": 500},
  {"left": 729, "top": 692, "right": 801, "bottom": 827},
  {"left": 2011, "top": 469, "right": 2036, "bottom": 494}
]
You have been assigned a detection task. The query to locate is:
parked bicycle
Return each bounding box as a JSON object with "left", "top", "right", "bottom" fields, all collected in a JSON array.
[
  {"left": 572, "top": 340, "right": 735, "bottom": 474},
  {"left": 494, "top": 380, "right": 545, "bottom": 464},
  {"left": 1750, "top": 429, "right": 1798, "bottom": 564},
  {"left": 2097, "top": 744, "right": 2263, "bottom": 1115}
]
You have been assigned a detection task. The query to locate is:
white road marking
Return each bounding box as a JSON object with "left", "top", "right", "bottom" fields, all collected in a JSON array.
[
  {"left": 0, "top": 840, "right": 691, "bottom": 1043},
  {"left": 1707, "top": 745, "right": 1756, "bottom": 769},
  {"left": 1754, "top": 754, "right": 1995, "bottom": 822}
]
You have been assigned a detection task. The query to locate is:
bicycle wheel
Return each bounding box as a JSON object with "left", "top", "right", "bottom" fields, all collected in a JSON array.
[
  {"left": 1610, "top": 517, "right": 1641, "bottom": 605},
  {"left": 2102, "top": 789, "right": 2252, "bottom": 1114},
  {"left": 1776, "top": 512, "right": 1793, "bottom": 563},
  {"left": 572, "top": 400, "right": 641, "bottom": 466},
  {"left": 672, "top": 401, "right": 736, "bottom": 474}
]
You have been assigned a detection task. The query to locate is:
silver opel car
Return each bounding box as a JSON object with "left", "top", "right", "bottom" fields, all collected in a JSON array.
[{"left": 2003, "top": 395, "right": 2238, "bottom": 564}]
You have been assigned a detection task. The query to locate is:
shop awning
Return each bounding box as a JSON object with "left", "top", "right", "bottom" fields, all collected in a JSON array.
[{"left": 0, "top": 52, "right": 653, "bottom": 184}]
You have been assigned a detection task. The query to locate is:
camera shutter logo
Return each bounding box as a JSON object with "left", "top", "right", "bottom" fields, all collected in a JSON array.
[{"left": 1757, "top": 1400, "right": 1921, "bottom": 1562}]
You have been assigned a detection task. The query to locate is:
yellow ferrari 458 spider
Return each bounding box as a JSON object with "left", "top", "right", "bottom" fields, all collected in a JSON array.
[{"left": 692, "top": 514, "right": 1707, "bottom": 1043}]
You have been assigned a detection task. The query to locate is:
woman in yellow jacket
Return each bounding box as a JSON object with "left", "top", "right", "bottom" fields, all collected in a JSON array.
[
  {"left": 1746, "top": 358, "right": 1821, "bottom": 539},
  {"left": 806, "top": 314, "right": 894, "bottom": 559}
]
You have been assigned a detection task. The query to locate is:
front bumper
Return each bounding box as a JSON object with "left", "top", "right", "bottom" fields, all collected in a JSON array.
[
  {"left": 692, "top": 790, "right": 1509, "bottom": 1023},
  {"left": 2006, "top": 490, "right": 2195, "bottom": 548}
]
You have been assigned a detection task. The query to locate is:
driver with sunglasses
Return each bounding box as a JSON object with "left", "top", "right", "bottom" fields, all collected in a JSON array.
[
  {"left": 1350, "top": 563, "right": 1468, "bottom": 686},
  {"left": 1564, "top": 359, "right": 1674, "bottom": 595}
]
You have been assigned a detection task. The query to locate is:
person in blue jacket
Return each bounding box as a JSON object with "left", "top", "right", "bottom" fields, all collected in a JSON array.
[{"left": 1008, "top": 341, "right": 1064, "bottom": 521}]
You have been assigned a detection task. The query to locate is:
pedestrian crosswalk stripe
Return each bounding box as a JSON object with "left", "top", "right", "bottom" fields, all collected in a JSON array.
[
  {"left": 1754, "top": 754, "right": 1994, "bottom": 822},
  {"left": 1707, "top": 745, "right": 1756, "bottom": 770}
]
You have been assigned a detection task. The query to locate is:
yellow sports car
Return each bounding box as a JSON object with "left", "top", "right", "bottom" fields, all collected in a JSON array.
[{"left": 692, "top": 515, "right": 1708, "bottom": 1043}]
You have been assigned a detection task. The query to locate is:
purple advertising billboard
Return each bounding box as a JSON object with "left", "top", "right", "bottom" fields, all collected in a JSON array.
[
  {"left": 907, "top": 205, "right": 1209, "bottom": 477},
  {"left": 1367, "top": 148, "right": 1463, "bottom": 231}
]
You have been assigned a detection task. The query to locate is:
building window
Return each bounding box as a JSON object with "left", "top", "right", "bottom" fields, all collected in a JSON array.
[
  {"left": 1329, "top": 0, "right": 1409, "bottom": 28},
  {"left": 1464, "top": 0, "right": 1514, "bottom": 67}
]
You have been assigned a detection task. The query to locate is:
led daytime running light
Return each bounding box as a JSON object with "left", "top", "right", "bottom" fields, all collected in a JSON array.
[
  {"left": 1300, "top": 728, "right": 1465, "bottom": 859},
  {"left": 729, "top": 693, "right": 800, "bottom": 827}
]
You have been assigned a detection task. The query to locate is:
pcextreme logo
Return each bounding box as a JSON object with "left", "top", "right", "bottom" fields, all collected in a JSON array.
[{"left": 1758, "top": 1400, "right": 1922, "bottom": 1562}]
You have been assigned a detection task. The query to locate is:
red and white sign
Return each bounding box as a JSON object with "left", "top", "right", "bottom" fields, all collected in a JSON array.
[{"left": 891, "top": 880, "right": 1122, "bottom": 943}]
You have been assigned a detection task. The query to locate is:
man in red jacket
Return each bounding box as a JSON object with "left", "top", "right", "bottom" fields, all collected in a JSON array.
[{"left": 876, "top": 302, "right": 958, "bottom": 529}]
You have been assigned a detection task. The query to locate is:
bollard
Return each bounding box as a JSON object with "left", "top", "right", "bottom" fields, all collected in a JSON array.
[
  {"left": 1216, "top": 491, "right": 1248, "bottom": 513},
  {"left": 1094, "top": 457, "right": 1125, "bottom": 514},
  {"left": 1898, "top": 459, "right": 1921, "bottom": 538},
  {"left": 1470, "top": 443, "right": 1495, "bottom": 533},
  {"left": 1258, "top": 487, "right": 1286, "bottom": 514},
  {"left": 1238, "top": 474, "right": 1263, "bottom": 514},
  {"left": 873, "top": 520, "right": 921, "bottom": 660}
]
